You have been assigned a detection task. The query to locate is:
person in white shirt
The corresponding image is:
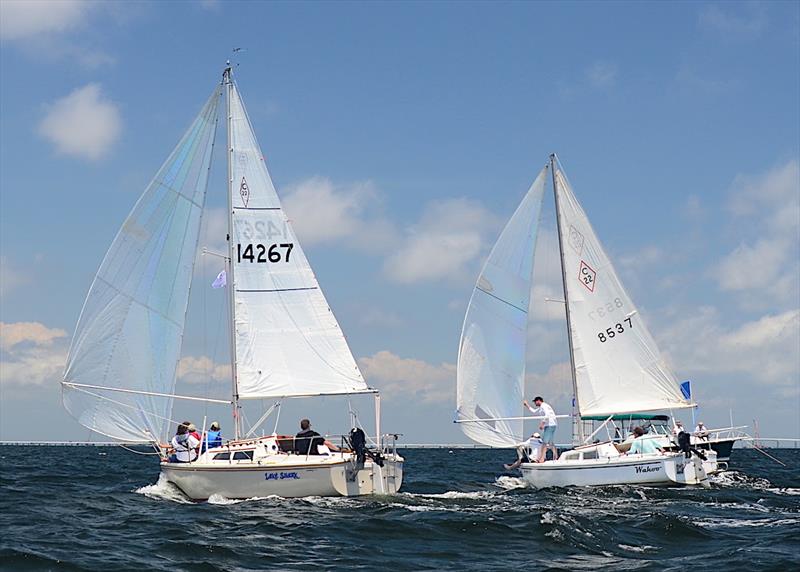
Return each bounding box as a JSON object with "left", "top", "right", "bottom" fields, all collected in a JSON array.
[
  {"left": 504, "top": 432, "right": 544, "bottom": 470},
  {"left": 693, "top": 421, "right": 709, "bottom": 441},
  {"left": 523, "top": 396, "right": 558, "bottom": 462},
  {"left": 170, "top": 423, "right": 200, "bottom": 463},
  {"left": 672, "top": 420, "right": 685, "bottom": 437}
]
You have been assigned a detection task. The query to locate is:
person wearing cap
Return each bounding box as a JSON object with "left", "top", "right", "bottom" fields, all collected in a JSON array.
[
  {"left": 504, "top": 432, "right": 544, "bottom": 470},
  {"left": 672, "top": 420, "right": 685, "bottom": 437},
  {"left": 523, "top": 396, "right": 558, "bottom": 461},
  {"left": 693, "top": 421, "right": 709, "bottom": 441},
  {"left": 294, "top": 419, "right": 340, "bottom": 455},
  {"left": 169, "top": 423, "right": 200, "bottom": 462},
  {"left": 202, "top": 421, "right": 223, "bottom": 452}
]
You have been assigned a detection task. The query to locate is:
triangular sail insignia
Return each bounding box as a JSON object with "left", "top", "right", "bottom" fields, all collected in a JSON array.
[
  {"left": 456, "top": 166, "right": 548, "bottom": 447},
  {"left": 552, "top": 161, "right": 692, "bottom": 416},
  {"left": 62, "top": 87, "right": 222, "bottom": 442},
  {"left": 228, "top": 82, "right": 368, "bottom": 399}
]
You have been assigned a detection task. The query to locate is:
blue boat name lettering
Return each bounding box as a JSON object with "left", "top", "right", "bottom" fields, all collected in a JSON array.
[
  {"left": 265, "top": 472, "right": 301, "bottom": 481},
  {"left": 635, "top": 465, "right": 661, "bottom": 474}
]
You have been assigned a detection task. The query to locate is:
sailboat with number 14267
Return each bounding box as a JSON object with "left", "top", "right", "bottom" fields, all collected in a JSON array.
[{"left": 62, "top": 64, "right": 403, "bottom": 500}]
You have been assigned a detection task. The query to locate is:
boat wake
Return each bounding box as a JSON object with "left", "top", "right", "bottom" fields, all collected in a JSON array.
[{"left": 135, "top": 474, "right": 192, "bottom": 504}]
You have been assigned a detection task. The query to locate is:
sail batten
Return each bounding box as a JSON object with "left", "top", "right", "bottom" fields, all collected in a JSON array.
[
  {"left": 63, "top": 87, "right": 222, "bottom": 443},
  {"left": 456, "top": 166, "right": 548, "bottom": 447},
  {"left": 227, "top": 82, "right": 368, "bottom": 399}
]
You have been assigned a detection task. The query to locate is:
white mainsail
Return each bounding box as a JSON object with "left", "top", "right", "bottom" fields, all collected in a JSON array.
[
  {"left": 227, "top": 82, "right": 368, "bottom": 399},
  {"left": 456, "top": 167, "right": 548, "bottom": 447},
  {"left": 63, "top": 88, "right": 222, "bottom": 442},
  {"left": 552, "top": 161, "right": 692, "bottom": 417}
]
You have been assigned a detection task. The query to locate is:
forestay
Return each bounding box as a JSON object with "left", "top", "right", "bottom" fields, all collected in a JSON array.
[
  {"left": 456, "top": 167, "right": 548, "bottom": 447},
  {"left": 228, "top": 83, "right": 368, "bottom": 399},
  {"left": 63, "top": 88, "right": 222, "bottom": 442},
  {"left": 553, "top": 161, "right": 692, "bottom": 417}
]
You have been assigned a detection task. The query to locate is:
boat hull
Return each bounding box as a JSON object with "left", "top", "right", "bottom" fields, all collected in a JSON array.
[
  {"left": 161, "top": 457, "right": 403, "bottom": 500},
  {"left": 521, "top": 453, "right": 712, "bottom": 489}
]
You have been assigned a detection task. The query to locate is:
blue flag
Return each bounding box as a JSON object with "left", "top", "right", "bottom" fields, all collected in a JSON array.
[
  {"left": 211, "top": 270, "right": 227, "bottom": 289},
  {"left": 680, "top": 380, "right": 691, "bottom": 400}
]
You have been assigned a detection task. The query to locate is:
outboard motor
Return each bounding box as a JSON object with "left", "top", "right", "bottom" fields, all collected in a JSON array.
[
  {"left": 348, "top": 427, "right": 385, "bottom": 468},
  {"left": 677, "top": 431, "right": 707, "bottom": 461}
]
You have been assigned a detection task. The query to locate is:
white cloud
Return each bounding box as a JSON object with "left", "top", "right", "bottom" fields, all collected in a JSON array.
[
  {"left": 0, "top": 0, "right": 89, "bottom": 40},
  {"left": 384, "top": 198, "right": 499, "bottom": 284},
  {"left": 659, "top": 307, "right": 800, "bottom": 389},
  {"left": 0, "top": 322, "right": 68, "bottom": 387},
  {"left": 585, "top": 61, "right": 618, "bottom": 89},
  {"left": 176, "top": 355, "right": 229, "bottom": 385},
  {"left": 38, "top": 84, "right": 122, "bottom": 161},
  {"left": 713, "top": 160, "right": 800, "bottom": 304},
  {"left": 358, "top": 350, "right": 455, "bottom": 403},
  {"left": 282, "top": 177, "right": 397, "bottom": 251}
]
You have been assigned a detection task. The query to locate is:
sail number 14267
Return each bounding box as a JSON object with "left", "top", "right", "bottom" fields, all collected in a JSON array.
[{"left": 237, "top": 243, "right": 294, "bottom": 263}]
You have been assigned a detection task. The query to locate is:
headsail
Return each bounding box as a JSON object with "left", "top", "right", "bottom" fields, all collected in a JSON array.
[
  {"left": 552, "top": 159, "right": 692, "bottom": 417},
  {"left": 227, "top": 82, "right": 369, "bottom": 399},
  {"left": 456, "top": 166, "right": 548, "bottom": 447},
  {"left": 63, "top": 87, "right": 222, "bottom": 442}
]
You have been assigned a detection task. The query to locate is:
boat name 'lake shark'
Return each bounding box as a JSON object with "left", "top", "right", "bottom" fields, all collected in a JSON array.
[{"left": 265, "top": 472, "right": 301, "bottom": 481}]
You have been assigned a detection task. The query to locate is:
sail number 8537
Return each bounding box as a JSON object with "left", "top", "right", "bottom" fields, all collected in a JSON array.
[
  {"left": 237, "top": 243, "right": 294, "bottom": 263},
  {"left": 598, "top": 317, "right": 633, "bottom": 343}
]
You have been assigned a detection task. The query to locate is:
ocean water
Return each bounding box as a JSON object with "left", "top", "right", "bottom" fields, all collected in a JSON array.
[{"left": 0, "top": 446, "right": 797, "bottom": 571}]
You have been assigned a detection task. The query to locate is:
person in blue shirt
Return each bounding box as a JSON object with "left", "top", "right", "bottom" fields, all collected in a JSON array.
[
  {"left": 202, "top": 421, "right": 223, "bottom": 452},
  {"left": 627, "top": 426, "right": 663, "bottom": 455}
]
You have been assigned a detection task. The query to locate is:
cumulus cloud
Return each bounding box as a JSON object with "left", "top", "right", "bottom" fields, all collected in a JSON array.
[
  {"left": 0, "top": 0, "right": 89, "bottom": 40},
  {"left": 38, "top": 84, "right": 122, "bottom": 161},
  {"left": 176, "top": 355, "right": 229, "bottom": 385},
  {"left": 659, "top": 307, "right": 800, "bottom": 389},
  {"left": 384, "top": 198, "right": 499, "bottom": 284},
  {"left": 0, "top": 0, "right": 115, "bottom": 68},
  {"left": 713, "top": 160, "right": 799, "bottom": 305},
  {"left": 0, "top": 322, "right": 68, "bottom": 387},
  {"left": 282, "top": 177, "right": 397, "bottom": 251},
  {"left": 358, "top": 350, "right": 455, "bottom": 403}
]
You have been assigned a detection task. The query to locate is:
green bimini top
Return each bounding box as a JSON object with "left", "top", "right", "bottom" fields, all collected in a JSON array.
[{"left": 581, "top": 414, "right": 670, "bottom": 422}]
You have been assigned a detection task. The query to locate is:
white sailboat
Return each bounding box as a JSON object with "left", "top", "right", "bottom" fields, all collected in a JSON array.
[
  {"left": 62, "top": 64, "right": 403, "bottom": 500},
  {"left": 456, "top": 154, "right": 715, "bottom": 488}
]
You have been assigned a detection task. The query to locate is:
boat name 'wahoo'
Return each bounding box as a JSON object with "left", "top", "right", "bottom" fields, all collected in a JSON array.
[
  {"left": 265, "top": 472, "right": 300, "bottom": 480},
  {"left": 635, "top": 464, "right": 661, "bottom": 474}
]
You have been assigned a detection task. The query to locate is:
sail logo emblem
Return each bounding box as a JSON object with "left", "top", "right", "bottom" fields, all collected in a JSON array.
[
  {"left": 579, "top": 260, "right": 596, "bottom": 292},
  {"left": 568, "top": 225, "right": 584, "bottom": 256},
  {"left": 239, "top": 177, "right": 250, "bottom": 207}
]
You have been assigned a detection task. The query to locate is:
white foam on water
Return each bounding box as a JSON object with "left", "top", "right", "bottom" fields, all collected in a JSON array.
[
  {"left": 135, "top": 474, "right": 192, "bottom": 504},
  {"left": 494, "top": 475, "right": 528, "bottom": 490},
  {"left": 767, "top": 487, "right": 800, "bottom": 496},
  {"left": 415, "top": 490, "right": 496, "bottom": 500},
  {"left": 618, "top": 544, "right": 658, "bottom": 553},
  {"left": 694, "top": 517, "right": 799, "bottom": 529}
]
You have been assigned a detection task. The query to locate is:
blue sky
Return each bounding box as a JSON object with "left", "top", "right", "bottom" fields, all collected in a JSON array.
[{"left": 1, "top": 1, "right": 798, "bottom": 443}]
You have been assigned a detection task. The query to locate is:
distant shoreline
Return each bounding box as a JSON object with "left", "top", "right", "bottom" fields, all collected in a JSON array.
[{"left": 1, "top": 440, "right": 799, "bottom": 449}]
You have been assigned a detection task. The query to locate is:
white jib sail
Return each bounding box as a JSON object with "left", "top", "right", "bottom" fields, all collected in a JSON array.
[
  {"left": 456, "top": 166, "right": 548, "bottom": 447},
  {"left": 228, "top": 83, "right": 368, "bottom": 399},
  {"left": 63, "top": 87, "right": 222, "bottom": 442},
  {"left": 553, "top": 161, "right": 692, "bottom": 417}
]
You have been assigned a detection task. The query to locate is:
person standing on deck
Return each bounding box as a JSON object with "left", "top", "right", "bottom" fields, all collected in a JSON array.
[{"left": 523, "top": 396, "right": 558, "bottom": 462}]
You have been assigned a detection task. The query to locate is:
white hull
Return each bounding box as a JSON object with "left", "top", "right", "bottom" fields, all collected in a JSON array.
[
  {"left": 520, "top": 442, "right": 717, "bottom": 489},
  {"left": 161, "top": 437, "right": 403, "bottom": 500}
]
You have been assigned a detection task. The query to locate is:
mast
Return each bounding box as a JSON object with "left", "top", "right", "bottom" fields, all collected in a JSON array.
[
  {"left": 550, "top": 154, "right": 584, "bottom": 444},
  {"left": 223, "top": 62, "right": 241, "bottom": 439}
]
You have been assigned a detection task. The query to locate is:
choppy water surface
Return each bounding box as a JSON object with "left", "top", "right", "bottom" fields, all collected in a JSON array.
[{"left": 1, "top": 446, "right": 798, "bottom": 571}]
